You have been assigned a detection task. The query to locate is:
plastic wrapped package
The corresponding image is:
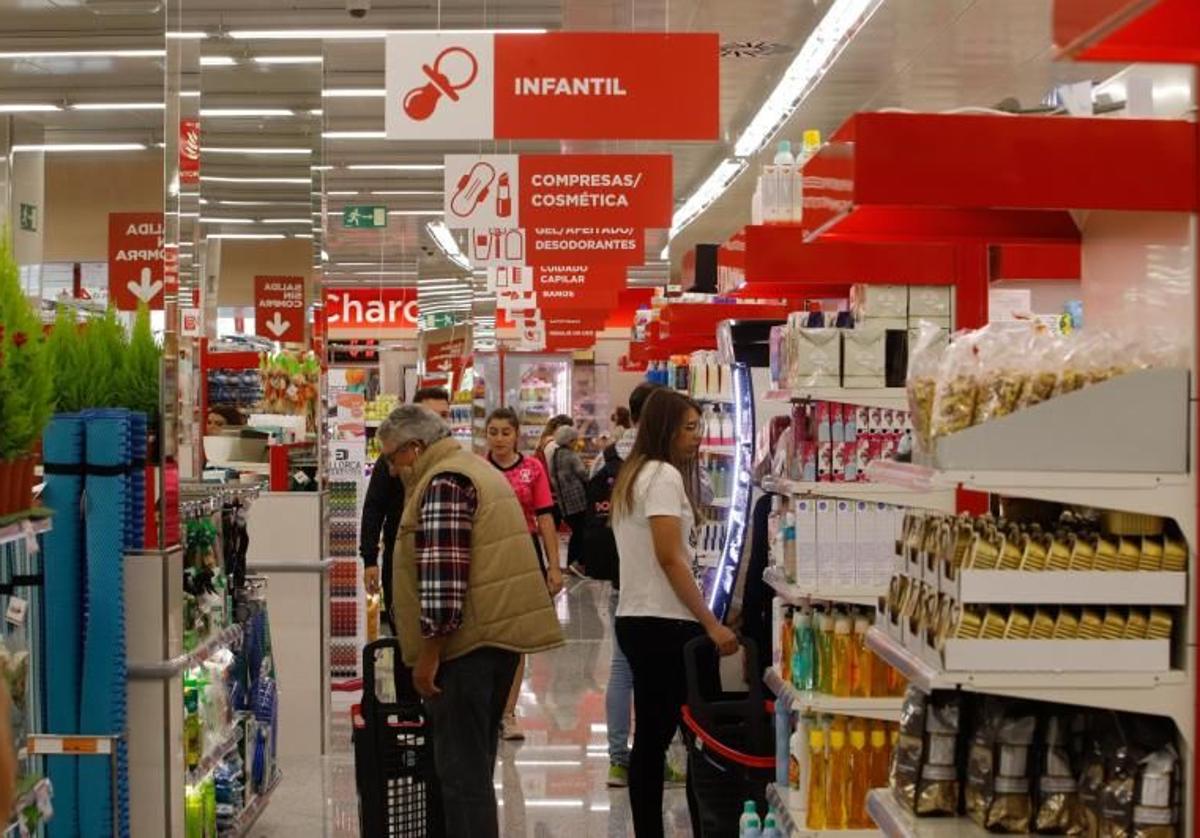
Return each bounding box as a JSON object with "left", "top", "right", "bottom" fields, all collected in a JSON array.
[
  {"left": 1016, "top": 329, "right": 1067, "bottom": 410},
  {"left": 916, "top": 692, "right": 963, "bottom": 815},
  {"left": 906, "top": 321, "right": 949, "bottom": 452},
  {"left": 930, "top": 329, "right": 985, "bottom": 439},
  {"left": 792, "top": 328, "right": 841, "bottom": 388},
  {"left": 1131, "top": 746, "right": 1178, "bottom": 838},
  {"left": 1034, "top": 714, "right": 1086, "bottom": 835},
  {"left": 965, "top": 698, "right": 1037, "bottom": 833},
  {"left": 972, "top": 324, "right": 1045, "bottom": 424}
]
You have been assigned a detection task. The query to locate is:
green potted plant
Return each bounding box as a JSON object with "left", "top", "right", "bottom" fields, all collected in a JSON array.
[{"left": 0, "top": 231, "right": 52, "bottom": 516}]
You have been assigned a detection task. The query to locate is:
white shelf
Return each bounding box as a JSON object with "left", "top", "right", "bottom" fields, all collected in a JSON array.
[
  {"left": 764, "top": 567, "right": 883, "bottom": 608},
  {"left": 766, "top": 782, "right": 881, "bottom": 837},
  {"left": 699, "top": 444, "right": 738, "bottom": 456},
  {"left": 955, "top": 569, "right": 1187, "bottom": 606},
  {"left": 760, "top": 476, "right": 956, "bottom": 512},
  {"left": 868, "top": 788, "right": 1000, "bottom": 838},
  {"left": 765, "top": 667, "right": 904, "bottom": 722},
  {"left": 0, "top": 516, "right": 50, "bottom": 550},
  {"left": 765, "top": 388, "right": 908, "bottom": 409},
  {"left": 865, "top": 626, "right": 1194, "bottom": 746}
]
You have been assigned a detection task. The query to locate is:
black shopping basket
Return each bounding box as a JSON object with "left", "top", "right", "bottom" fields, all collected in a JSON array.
[
  {"left": 679, "top": 635, "right": 776, "bottom": 838},
  {"left": 352, "top": 638, "right": 445, "bottom": 837}
]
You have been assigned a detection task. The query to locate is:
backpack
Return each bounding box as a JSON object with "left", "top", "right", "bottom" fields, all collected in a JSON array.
[{"left": 582, "top": 444, "right": 623, "bottom": 585}]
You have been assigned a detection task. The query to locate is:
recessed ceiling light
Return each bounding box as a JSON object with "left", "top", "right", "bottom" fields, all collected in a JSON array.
[
  {"left": 203, "top": 146, "right": 311, "bottom": 155},
  {"left": 71, "top": 102, "right": 164, "bottom": 111},
  {"left": 0, "top": 104, "right": 61, "bottom": 113},
  {"left": 200, "top": 107, "right": 295, "bottom": 117},
  {"left": 0, "top": 49, "right": 165, "bottom": 59},
  {"left": 322, "top": 88, "right": 385, "bottom": 98},
  {"left": 12, "top": 142, "right": 147, "bottom": 152},
  {"left": 253, "top": 55, "right": 323, "bottom": 65}
]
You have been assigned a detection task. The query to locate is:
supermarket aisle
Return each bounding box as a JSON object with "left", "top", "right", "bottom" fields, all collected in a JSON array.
[{"left": 251, "top": 578, "right": 693, "bottom": 837}]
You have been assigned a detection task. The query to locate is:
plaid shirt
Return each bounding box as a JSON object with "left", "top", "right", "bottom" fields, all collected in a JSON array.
[{"left": 416, "top": 473, "right": 478, "bottom": 638}]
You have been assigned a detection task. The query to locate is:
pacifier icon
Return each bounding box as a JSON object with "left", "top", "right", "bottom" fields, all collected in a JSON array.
[{"left": 403, "top": 46, "right": 479, "bottom": 121}]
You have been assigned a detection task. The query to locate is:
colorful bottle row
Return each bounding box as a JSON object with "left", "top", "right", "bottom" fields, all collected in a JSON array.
[
  {"left": 796, "top": 716, "right": 895, "bottom": 830},
  {"left": 778, "top": 605, "right": 906, "bottom": 698}
]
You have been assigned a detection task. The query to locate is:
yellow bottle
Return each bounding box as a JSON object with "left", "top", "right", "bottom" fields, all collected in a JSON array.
[
  {"left": 826, "top": 727, "right": 849, "bottom": 829},
  {"left": 805, "top": 728, "right": 827, "bottom": 830},
  {"left": 832, "top": 615, "right": 853, "bottom": 697},
  {"left": 848, "top": 727, "right": 871, "bottom": 828},
  {"left": 817, "top": 613, "right": 835, "bottom": 695},
  {"left": 869, "top": 725, "right": 891, "bottom": 791},
  {"left": 851, "top": 615, "right": 872, "bottom": 697},
  {"left": 871, "top": 650, "right": 889, "bottom": 697}
]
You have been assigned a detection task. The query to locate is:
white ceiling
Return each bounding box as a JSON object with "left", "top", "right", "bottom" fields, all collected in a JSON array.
[{"left": 0, "top": 0, "right": 1132, "bottom": 310}]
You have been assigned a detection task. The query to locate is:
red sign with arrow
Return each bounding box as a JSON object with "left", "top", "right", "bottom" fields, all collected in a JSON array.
[
  {"left": 254, "top": 275, "right": 306, "bottom": 343},
  {"left": 108, "top": 212, "right": 165, "bottom": 311}
]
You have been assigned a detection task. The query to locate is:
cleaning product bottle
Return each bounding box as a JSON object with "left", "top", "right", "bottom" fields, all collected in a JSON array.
[
  {"left": 762, "top": 813, "right": 782, "bottom": 838},
  {"left": 869, "top": 724, "right": 891, "bottom": 791},
  {"left": 184, "top": 674, "right": 203, "bottom": 770},
  {"left": 832, "top": 614, "right": 853, "bottom": 697},
  {"left": 851, "top": 613, "right": 872, "bottom": 697},
  {"left": 827, "top": 724, "right": 849, "bottom": 829},
  {"left": 793, "top": 609, "right": 816, "bottom": 691},
  {"left": 780, "top": 608, "right": 794, "bottom": 685},
  {"left": 871, "top": 647, "right": 890, "bottom": 698},
  {"left": 805, "top": 727, "right": 827, "bottom": 829},
  {"left": 848, "top": 725, "right": 871, "bottom": 827},
  {"left": 772, "top": 140, "right": 795, "bottom": 225},
  {"left": 775, "top": 701, "right": 791, "bottom": 787},
  {"left": 788, "top": 723, "right": 804, "bottom": 799},
  {"left": 739, "top": 800, "right": 762, "bottom": 837},
  {"left": 817, "top": 612, "right": 835, "bottom": 695}
]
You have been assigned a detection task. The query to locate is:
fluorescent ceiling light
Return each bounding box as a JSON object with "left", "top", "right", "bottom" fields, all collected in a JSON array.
[
  {"left": 311, "top": 165, "right": 334, "bottom": 171},
  {"left": 388, "top": 210, "right": 441, "bottom": 216},
  {"left": 199, "top": 217, "right": 255, "bottom": 224},
  {"left": 166, "top": 31, "right": 208, "bottom": 40},
  {"left": 353, "top": 270, "right": 416, "bottom": 276},
  {"left": 322, "top": 130, "right": 386, "bottom": 139},
  {"left": 204, "top": 146, "right": 311, "bottom": 155},
  {"left": 309, "top": 109, "right": 324, "bottom": 116},
  {"left": 0, "top": 49, "right": 165, "bottom": 58},
  {"left": 217, "top": 199, "right": 311, "bottom": 206},
  {"left": 262, "top": 218, "right": 316, "bottom": 224},
  {"left": 327, "top": 190, "right": 358, "bottom": 196},
  {"left": 734, "top": 0, "right": 881, "bottom": 157},
  {"left": 0, "top": 104, "right": 61, "bottom": 113},
  {"left": 180, "top": 91, "right": 200, "bottom": 98},
  {"left": 371, "top": 190, "right": 442, "bottom": 196},
  {"left": 200, "top": 55, "right": 238, "bottom": 66},
  {"left": 668, "top": 158, "right": 747, "bottom": 239},
  {"left": 200, "top": 175, "right": 312, "bottom": 184},
  {"left": 208, "top": 233, "right": 286, "bottom": 240},
  {"left": 229, "top": 28, "right": 545, "bottom": 40},
  {"left": 200, "top": 107, "right": 295, "bottom": 117},
  {"left": 13, "top": 142, "right": 147, "bottom": 152},
  {"left": 347, "top": 164, "right": 443, "bottom": 172},
  {"left": 253, "top": 55, "right": 323, "bottom": 64},
  {"left": 322, "top": 88, "right": 385, "bottom": 98},
  {"left": 293, "top": 233, "right": 313, "bottom": 238},
  {"left": 70, "top": 102, "right": 164, "bottom": 111}
]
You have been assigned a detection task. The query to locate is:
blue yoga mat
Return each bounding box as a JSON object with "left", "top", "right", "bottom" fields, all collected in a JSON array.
[
  {"left": 126, "top": 411, "right": 146, "bottom": 553},
  {"left": 80, "top": 409, "right": 131, "bottom": 838},
  {"left": 42, "top": 413, "right": 85, "bottom": 838}
]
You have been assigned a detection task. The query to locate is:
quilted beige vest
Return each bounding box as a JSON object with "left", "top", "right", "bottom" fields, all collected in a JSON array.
[{"left": 392, "top": 437, "right": 565, "bottom": 666}]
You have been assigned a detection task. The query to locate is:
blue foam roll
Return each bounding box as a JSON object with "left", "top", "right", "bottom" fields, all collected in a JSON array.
[
  {"left": 80, "top": 409, "right": 131, "bottom": 838},
  {"left": 126, "top": 412, "right": 147, "bottom": 552},
  {"left": 42, "top": 414, "right": 85, "bottom": 838}
]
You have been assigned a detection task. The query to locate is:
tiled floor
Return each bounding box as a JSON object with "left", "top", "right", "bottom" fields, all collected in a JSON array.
[{"left": 251, "top": 578, "right": 693, "bottom": 837}]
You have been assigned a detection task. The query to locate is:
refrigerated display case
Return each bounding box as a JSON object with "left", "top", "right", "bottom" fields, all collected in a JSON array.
[
  {"left": 503, "top": 353, "right": 573, "bottom": 454},
  {"left": 572, "top": 363, "right": 611, "bottom": 468}
]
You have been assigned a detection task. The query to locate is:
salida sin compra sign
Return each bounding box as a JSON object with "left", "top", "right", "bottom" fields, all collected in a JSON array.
[
  {"left": 254, "top": 276, "right": 305, "bottom": 343},
  {"left": 108, "top": 212, "right": 165, "bottom": 311},
  {"left": 385, "top": 32, "right": 718, "bottom": 141}
]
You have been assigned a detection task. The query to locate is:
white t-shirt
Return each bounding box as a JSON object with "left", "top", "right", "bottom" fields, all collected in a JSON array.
[{"left": 614, "top": 461, "right": 698, "bottom": 622}]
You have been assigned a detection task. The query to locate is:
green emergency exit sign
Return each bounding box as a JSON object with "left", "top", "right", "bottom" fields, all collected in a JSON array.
[{"left": 342, "top": 205, "right": 387, "bottom": 229}]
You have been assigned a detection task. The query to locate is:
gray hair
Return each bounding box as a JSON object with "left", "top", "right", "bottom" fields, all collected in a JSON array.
[
  {"left": 554, "top": 424, "right": 579, "bottom": 446},
  {"left": 376, "top": 416, "right": 403, "bottom": 450},
  {"left": 387, "top": 404, "right": 451, "bottom": 448}
]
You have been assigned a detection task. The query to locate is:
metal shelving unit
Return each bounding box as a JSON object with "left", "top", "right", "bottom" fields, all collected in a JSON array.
[
  {"left": 867, "top": 788, "right": 1003, "bottom": 838},
  {"left": 760, "top": 476, "right": 956, "bottom": 513},
  {"left": 764, "top": 566, "right": 883, "bottom": 608},
  {"left": 766, "top": 781, "right": 882, "bottom": 837},
  {"left": 764, "top": 388, "right": 908, "bottom": 410},
  {"left": 765, "top": 667, "right": 903, "bottom": 722}
]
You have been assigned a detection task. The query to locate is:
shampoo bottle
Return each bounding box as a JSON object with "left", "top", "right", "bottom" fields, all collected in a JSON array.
[
  {"left": 805, "top": 727, "right": 827, "bottom": 830},
  {"left": 832, "top": 615, "right": 853, "bottom": 697},
  {"left": 826, "top": 725, "right": 849, "bottom": 829}
]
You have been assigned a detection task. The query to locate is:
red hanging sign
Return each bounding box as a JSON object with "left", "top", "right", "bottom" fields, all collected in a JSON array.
[
  {"left": 179, "top": 119, "right": 200, "bottom": 186},
  {"left": 107, "top": 212, "right": 165, "bottom": 311},
  {"left": 323, "top": 288, "right": 419, "bottom": 330},
  {"left": 385, "top": 32, "right": 718, "bottom": 142},
  {"left": 525, "top": 227, "right": 645, "bottom": 265},
  {"left": 444, "top": 154, "right": 672, "bottom": 230},
  {"left": 254, "top": 275, "right": 306, "bottom": 343},
  {"left": 532, "top": 264, "right": 623, "bottom": 308}
]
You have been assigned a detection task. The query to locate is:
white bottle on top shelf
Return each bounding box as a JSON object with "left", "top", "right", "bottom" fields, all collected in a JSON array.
[
  {"left": 706, "top": 353, "right": 721, "bottom": 400},
  {"left": 772, "top": 140, "right": 795, "bottom": 225},
  {"left": 720, "top": 409, "right": 734, "bottom": 446}
]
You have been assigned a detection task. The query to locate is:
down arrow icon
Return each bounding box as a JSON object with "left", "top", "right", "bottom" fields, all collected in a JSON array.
[{"left": 264, "top": 312, "right": 291, "bottom": 338}]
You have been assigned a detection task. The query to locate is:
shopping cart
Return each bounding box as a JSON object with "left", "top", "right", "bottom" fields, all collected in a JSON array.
[
  {"left": 680, "top": 635, "right": 776, "bottom": 838},
  {"left": 352, "top": 638, "right": 445, "bottom": 837}
]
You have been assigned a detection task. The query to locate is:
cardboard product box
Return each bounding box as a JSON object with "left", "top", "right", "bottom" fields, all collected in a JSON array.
[
  {"left": 840, "top": 442, "right": 859, "bottom": 482},
  {"left": 855, "top": 436, "right": 874, "bottom": 482},
  {"left": 798, "top": 440, "right": 818, "bottom": 483},
  {"left": 842, "top": 328, "right": 887, "bottom": 389},
  {"left": 835, "top": 500, "right": 857, "bottom": 590},
  {"left": 831, "top": 440, "right": 848, "bottom": 482},
  {"left": 853, "top": 501, "right": 873, "bottom": 588},
  {"left": 867, "top": 407, "right": 885, "bottom": 435},
  {"left": 818, "top": 441, "right": 834, "bottom": 482},
  {"left": 857, "top": 315, "right": 909, "bottom": 332},
  {"left": 831, "top": 402, "right": 845, "bottom": 444},
  {"left": 855, "top": 405, "right": 870, "bottom": 438},
  {"left": 815, "top": 401, "right": 832, "bottom": 443},
  {"left": 794, "top": 328, "right": 842, "bottom": 387},
  {"left": 885, "top": 329, "right": 909, "bottom": 388},
  {"left": 844, "top": 406, "right": 859, "bottom": 443},
  {"left": 909, "top": 285, "right": 953, "bottom": 318},
  {"left": 795, "top": 499, "right": 818, "bottom": 587},
  {"left": 908, "top": 316, "right": 953, "bottom": 335},
  {"left": 815, "top": 499, "right": 837, "bottom": 587},
  {"left": 851, "top": 284, "right": 908, "bottom": 319}
]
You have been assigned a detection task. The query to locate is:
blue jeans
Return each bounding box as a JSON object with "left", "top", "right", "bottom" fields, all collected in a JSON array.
[{"left": 606, "top": 588, "right": 633, "bottom": 767}]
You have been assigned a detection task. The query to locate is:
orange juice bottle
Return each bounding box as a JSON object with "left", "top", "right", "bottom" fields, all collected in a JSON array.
[
  {"left": 805, "top": 728, "right": 827, "bottom": 830},
  {"left": 848, "top": 726, "right": 872, "bottom": 828},
  {"left": 826, "top": 726, "right": 849, "bottom": 829}
]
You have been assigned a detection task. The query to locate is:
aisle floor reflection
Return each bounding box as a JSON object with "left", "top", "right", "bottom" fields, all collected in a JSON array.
[{"left": 251, "top": 578, "right": 693, "bottom": 837}]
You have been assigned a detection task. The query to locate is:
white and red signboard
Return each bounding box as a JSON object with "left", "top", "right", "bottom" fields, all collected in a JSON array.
[
  {"left": 444, "top": 154, "right": 672, "bottom": 230},
  {"left": 180, "top": 307, "right": 202, "bottom": 338},
  {"left": 527, "top": 227, "right": 645, "bottom": 265},
  {"left": 180, "top": 119, "right": 200, "bottom": 186},
  {"left": 386, "top": 32, "right": 718, "bottom": 141},
  {"left": 324, "top": 288, "right": 419, "bottom": 331},
  {"left": 533, "top": 264, "right": 622, "bottom": 307},
  {"left": 254, "top": 275, "right": 306, "bottom": 343},
  {"left": 108, "top": 212, "right": 165, "bottom": 311},
  {"left": 468, "top": 227, "right": 527, "bottom": 267}
]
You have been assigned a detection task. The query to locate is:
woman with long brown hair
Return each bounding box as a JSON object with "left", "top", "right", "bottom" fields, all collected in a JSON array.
[{"left": 611, "top": 389, "right": 738, "bottom": 837}]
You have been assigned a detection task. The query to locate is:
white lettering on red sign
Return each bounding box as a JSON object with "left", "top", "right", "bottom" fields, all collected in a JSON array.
[{"left": 514, "top": 77, "right": 628, "bottom": 96}]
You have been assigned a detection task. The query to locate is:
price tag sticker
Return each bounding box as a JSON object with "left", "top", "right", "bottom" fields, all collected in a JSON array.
[
  {"left": 21, "top": 521, "right": 38, "bottom": 555},
  {"left": 5, "top": 596, "right": 27, "bottom": 628}
]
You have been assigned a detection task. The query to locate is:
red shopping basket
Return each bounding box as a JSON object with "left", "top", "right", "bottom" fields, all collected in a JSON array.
[{"left": 352, "top": 638, "right": 445, "bottom": 837}]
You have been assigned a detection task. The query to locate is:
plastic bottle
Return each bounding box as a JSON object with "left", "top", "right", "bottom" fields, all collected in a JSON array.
[
  {"left": 780, "top": 608, "right": 794, "bottom": 685},
  {"left": 706, "top": 354, "right": 721, "bottom": 399},
  {"left": 720, "top": 409, "right": 735, "bottom": 446},
  {"left": 868, "top": 726, "right": 891, "bottom": 800},
  {"left": 762, "top": 813, "right": 782, "bottom": 838},
  {"left": 774, "top": 701, "right": 791, "bottom": 787},
  {"left": 848, "top": 727, "right": 872, "bottom": 828},
  {"left": 739, "top": 800, "right": 762, "bottom": 837},
  {"left": 772, "top": 141, "right": 795, "bottom": 225},
  {"left": 805, "top": 727, "right": 827, "bottom": 829},
  {"left": 816, "top": 613, "right": 835, "bottom": 695},
  {"left": 704, "top": 405, "right": 717, "bottom": 446},
  {"left": 832, "top": 615, "right": 853, "bottom": 697},
  {"left": 794, "top": 129, "right": 822, "bottom": 222},
  {"left": 788, "top": 726, "right": 804, "bottom": 796},
  {"left": 871, "top": 647, "right": 890, "bottom": 698},
  {"left": 793, "top": 610, "right": 816, "bottom": 691},
  {"left": 826, "top": 726, "right": 849, "bottom": 829},
  {"left": 851, "top": 614, "right": 872, "bottom": 698}
]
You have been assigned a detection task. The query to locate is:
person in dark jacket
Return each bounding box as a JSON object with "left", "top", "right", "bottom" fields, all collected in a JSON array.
[{"left": 359, "top": 387, "right": 449, "bottom": 632}]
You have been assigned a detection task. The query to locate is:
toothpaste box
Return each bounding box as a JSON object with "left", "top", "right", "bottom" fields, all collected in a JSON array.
[{"left": 835, "top": 500, "right": 856, "bottom": 590}]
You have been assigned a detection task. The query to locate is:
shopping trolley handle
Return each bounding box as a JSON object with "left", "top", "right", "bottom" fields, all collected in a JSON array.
[{"left": 679, "top": 704, "right": 776, "bottom": 770}]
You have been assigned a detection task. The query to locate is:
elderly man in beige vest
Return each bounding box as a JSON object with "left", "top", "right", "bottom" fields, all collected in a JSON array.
[{"left": 387, "top": 404, "right": 564, "bottom": 837}]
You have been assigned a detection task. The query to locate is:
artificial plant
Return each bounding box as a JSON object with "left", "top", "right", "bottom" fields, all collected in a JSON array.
[
  {"left": 123, "top": 304, "right": 161, "bottom": 424},
  {"left": 0, "top": 231, "right": 52, "bottom": 461}
]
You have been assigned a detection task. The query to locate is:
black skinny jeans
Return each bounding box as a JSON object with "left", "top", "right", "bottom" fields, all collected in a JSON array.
[
  {"left": 563, "top": 510, "right": 587, "bottom": 569},
  {"left": 615, "top": 616, "right": 705, "bottom": 838}
]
